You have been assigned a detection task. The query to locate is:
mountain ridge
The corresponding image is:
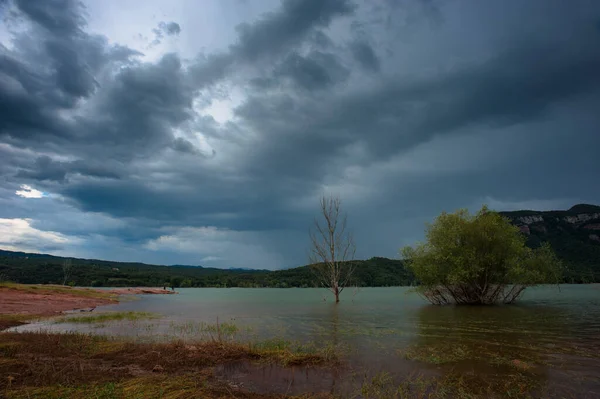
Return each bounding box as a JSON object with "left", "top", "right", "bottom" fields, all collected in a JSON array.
[
  {"left": 500, "top": 203, "right": 600, "bottom": 283},
  {"left": 1, "top": 203, "right": 599, "bottom": 286}
]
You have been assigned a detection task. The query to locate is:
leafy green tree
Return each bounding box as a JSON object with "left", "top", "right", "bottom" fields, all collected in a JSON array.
[{"left": 401, "top": 206, "right": 562, "bottom": 305}]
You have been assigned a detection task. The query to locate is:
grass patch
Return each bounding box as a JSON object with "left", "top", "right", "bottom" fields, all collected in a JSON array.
[
  {"left": 249, "top": 337, "right": 341, "bottom": 366},
  {"left": 398, "top": 342, "right": 471, "bottom": 365},
  {"left": 55, "top": 311, "right": 158, "bottom": 324},
  {"left": 0, "top": 282, "right": 116, "bottom": 301},
  {"left": 6, "top": 375, "right": 331, "bottom": 398},
  {"left": 353, "top": 369, "right": 570, "bottom": 399},
  {"left": 168, "top": 319, "right": 241, "bottom": 340},
  {"left": 1, "top": 331, "right": 584, "bottom": 398},
  {"left": 0, "top": 331, "right": 338, "bottom": 397}
]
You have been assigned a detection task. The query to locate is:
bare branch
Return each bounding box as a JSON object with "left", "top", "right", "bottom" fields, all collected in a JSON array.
[{"left": 309, "top": 195, "right": 356, "bottom": 303}]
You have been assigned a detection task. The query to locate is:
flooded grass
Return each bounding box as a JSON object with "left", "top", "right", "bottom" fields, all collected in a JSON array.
[
  {"left": 54, "top": 311, "right": 158, "bottom": 324},
  {"left": 1, "top": 328, "right": 597, "bottom": 398},
  {"left": 5, "top": 374, "right": 330, "bottom": 398},
  {"left": 248, "top": 337, "right": 342, "bottom": 366},
  {"left": 0, "top": 331, "right": 340, "bottom": 398},
  {"left": 168, "top": 319, "right": 243, "bottom": 341},
  {"left": 347, "top": 369, "right": 589, "bottom": 399}
]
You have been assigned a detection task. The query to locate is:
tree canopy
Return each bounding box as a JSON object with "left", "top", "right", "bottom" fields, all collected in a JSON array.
[{"left": 401, "top": 206, "right": 562, "bottom": 305}]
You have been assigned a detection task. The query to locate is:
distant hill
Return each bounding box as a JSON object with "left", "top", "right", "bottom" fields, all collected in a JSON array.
[
  {"left": 500, "top": 203, "right": 600, "bottom": 283},
  {"left": 2, "top": 203, "right": 598, "bottom": 287},
  {"left": 0, "top": 250, "right": 413, "bottom": 288}
]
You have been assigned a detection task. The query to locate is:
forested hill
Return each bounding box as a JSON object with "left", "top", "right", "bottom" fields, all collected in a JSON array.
[
  {"left": 2, "top": 203, "right": 599, "bottom": 286},
  {"left": 0, "top": 250, "right": 414, "bottom": 287},
  {"left": 500, "top": 203, "right": 600, "bottom": 283}
]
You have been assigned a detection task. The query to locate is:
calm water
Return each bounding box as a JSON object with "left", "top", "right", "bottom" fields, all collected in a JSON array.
[{"left": 13, "top": 285, "right": 600, "bottom": 397}]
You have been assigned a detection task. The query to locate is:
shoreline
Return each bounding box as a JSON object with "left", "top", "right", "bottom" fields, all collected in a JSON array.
[
  {"left": 102, "top": 287, "right": 178, "bottom": 295},
  {"left": 0, "top": 284, "right": 175, "bottom": 330}
]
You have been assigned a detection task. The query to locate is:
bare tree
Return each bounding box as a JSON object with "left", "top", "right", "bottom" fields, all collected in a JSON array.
[
  {"left": 62, "top": 259, "right": 72, "bottom": 286},
  {"left": 309, "top": 196, "right": 356, "bottom": 303}
]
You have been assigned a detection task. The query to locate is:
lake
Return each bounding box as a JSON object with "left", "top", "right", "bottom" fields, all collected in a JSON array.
[{"left": 12, "top": 285, "right": 600, "bottom": 397}]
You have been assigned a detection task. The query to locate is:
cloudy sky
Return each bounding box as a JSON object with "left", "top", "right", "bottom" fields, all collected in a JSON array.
[{"left": 1, "top": 0, "right": 599, "bottom": 269}]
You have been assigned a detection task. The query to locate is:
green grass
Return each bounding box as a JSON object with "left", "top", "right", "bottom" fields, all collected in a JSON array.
[
  {"left": 54, "top": 311, "right": 158, "bottom": 324},
  {"left": 398, "top": 342, "right": 471, "bottom": 365},
  {"left": 0, "top": 331, "right": 338, "bottom": 398},
  {"left": 168, "top": 320, "right": 240, "bottom": 337}
]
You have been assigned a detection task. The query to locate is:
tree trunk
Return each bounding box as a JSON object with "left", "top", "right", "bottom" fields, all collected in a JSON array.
[{"left": 334, "top": 287, "right": 340, "bottom": 303}]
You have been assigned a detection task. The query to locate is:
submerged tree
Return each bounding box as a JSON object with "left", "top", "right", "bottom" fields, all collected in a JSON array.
[
  {"left": 401, "top": 206, "right": 562, "bottom": 305},
  {"left": 309, "top": 196, "right": 356, "bottom": 303}
]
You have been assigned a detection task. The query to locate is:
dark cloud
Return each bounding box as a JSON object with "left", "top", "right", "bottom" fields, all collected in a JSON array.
[
  {"left": 15, "top": 156, "right": 123, "bottom": 182},
  {"left": 188, "top": 53, "right": 234, "bottom": 89},
  {"left": 190, "top": 0, "right": 355, "bottom": 88},
  {"left": 1, "top": 0, "right": 600, "bottom": 268},
  {"left": 163, "top": 22, "right": 181, "bottom": 36},
  {"left": 82, "top": 53, "right": 195, "bottom": 155},
  {"left": 45, "top": 38, "right": 99, "bottom": 98},
  {"left": 310, "top": 31, "right": 334, "bottom": 49},
  {"left": 274, "top": 51, "right": 349, "bottom": 91},
  {"left": 60, "top": 178, "right": 306, "bottom": 232},
  {"left": 171, "top": 137, "right": 199, "bottom": 154},
  {"left": 150, "top": 21, "right": 181, "bottom": 46},
  {"left": 350, "top": 40, "right": 379, "bottom": 72},
  {"left": 237, "top": 31, "right": 600, "bottom": 177},
  {"left": 232, "top": 0, "right": 355, "bottom": 62},
  {"left": 14, "top": 0, "right": 85, "bottom": 37},
  {"left": 0, "top": 0, "right": 140, "bottom": 145}
]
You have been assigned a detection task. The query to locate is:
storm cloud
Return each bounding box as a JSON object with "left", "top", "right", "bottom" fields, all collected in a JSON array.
[{"left": 1, "top": 0, "right": 599, "bottom": 268}]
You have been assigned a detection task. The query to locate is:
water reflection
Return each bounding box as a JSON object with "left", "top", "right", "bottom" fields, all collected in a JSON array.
[{"left": 401, "top": 303, "right": 600, "bottom": 397}]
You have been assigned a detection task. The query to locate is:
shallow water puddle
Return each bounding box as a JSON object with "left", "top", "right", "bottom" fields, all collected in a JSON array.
[{"left": 215, "top": 361, "right": 347, "bottom": 396}]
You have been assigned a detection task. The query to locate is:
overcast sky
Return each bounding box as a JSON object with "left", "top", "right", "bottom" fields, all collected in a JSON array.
[{"left": 1, "top": 0, "right": 599, "bottom": 269}]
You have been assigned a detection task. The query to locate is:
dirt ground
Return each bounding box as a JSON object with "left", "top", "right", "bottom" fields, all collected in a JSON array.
[
  {"left": 0, "top": 288, "right": 115, "bottom": 317},
  {"left": 0, "top": 286, "right": 176, "bottom": 317},
  {"left": 0, "top": 285, "right": 175, "bottom": 331}
]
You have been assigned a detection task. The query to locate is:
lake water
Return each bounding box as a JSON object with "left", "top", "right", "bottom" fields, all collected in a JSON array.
[{"left": 12, "top": 285, "right": 600, "bottom": 397}]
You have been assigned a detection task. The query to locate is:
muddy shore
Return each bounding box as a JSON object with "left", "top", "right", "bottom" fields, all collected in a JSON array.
[
  {"left": 0, "top": 284, "right": 175, "bottom": 330},
  {"left": 103, "top": 287, "right": 177, "bottom": 295}
]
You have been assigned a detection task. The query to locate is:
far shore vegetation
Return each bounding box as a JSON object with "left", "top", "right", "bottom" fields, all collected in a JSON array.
[{"left": 1, "top": 203, "right": 599, "bottom": 290}]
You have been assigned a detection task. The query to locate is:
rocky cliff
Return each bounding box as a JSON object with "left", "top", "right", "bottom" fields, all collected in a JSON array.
[{"left": 500, "top": 204, "right": 600, "bottom": 282}]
